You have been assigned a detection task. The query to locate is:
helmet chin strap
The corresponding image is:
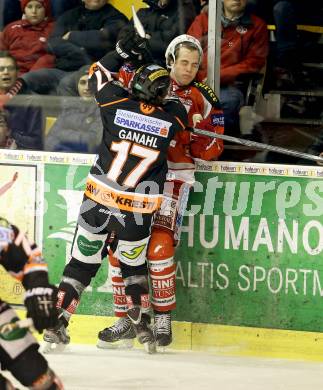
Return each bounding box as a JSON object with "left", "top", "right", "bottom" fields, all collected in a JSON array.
[{"left": 168, "top": 62, "right": 179, "bottom": 85}]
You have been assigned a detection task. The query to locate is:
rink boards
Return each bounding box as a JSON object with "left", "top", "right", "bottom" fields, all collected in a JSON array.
[{"left": 1, "top": 149, "right": 323, "bottom": 360}]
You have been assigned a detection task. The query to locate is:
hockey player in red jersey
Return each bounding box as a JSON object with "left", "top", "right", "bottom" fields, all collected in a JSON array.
[
  {"left": 0, "top": 217, "right": 63, "bottom": 389},
  {"left": 43, "top": 36, "right": 189, "bottom": 353},
  {"left": 97, "top": 34, "right": 224, "bottom": 349}
]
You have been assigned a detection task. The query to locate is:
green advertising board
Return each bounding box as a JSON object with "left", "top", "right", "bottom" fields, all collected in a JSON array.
[
  {"left": 43, "top": 158, "right": 323, "bottom": 332},
  {"left": 2, "top": 150, "right": 323, "bottom": 334},
  {"left": 175, "top": 161, "right": 323, "bottom": 332}
]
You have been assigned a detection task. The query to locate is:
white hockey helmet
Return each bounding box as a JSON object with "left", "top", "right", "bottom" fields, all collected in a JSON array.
[{"left": 165, "top": 34, "right": 203, "bottom": 69}]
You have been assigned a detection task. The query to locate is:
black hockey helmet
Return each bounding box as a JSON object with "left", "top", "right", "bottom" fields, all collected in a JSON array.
[{"left": 131, "top": 64, "right": 170, "bottom": 105}]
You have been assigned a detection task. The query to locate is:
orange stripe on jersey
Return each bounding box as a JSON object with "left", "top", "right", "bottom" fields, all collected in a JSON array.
[
  {"left": 175, "top": 115, "right": 186, "bottom": 130},
  {"left": 100, "top": 98, "right": 129, "bottom": 107},
  {"left": 85, "top": 178, "right": 161, "bottom": 214},
  {"left": 89, "top": 62, "right": 97, "bottom": 77},
  {"left": 23, "top": 263, "right": 48, "bottom": 273}
]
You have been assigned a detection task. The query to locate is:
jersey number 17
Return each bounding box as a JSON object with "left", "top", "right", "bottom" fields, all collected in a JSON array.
[{"left": 107, "top": 140, "right": 160, "bottom": 187}]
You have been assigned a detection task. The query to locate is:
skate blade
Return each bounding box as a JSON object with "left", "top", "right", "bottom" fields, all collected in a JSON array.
[
  {"left": 144, "top": 341, "right": 157, "bottom": 354},
  {"left": 96, "top": 338, "right": 134, "bottom": 350},
  {"left": 42, "top": 341, "right": 67, "bottom": 354}
]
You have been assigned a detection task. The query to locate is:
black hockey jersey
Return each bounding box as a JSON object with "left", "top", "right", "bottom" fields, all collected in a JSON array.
[{"left": 88, "top": 64, "right": 188, "bottom": 198}]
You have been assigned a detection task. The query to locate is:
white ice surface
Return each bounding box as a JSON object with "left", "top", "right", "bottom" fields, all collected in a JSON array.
[{"left": 5, "top": 344, "right": 323, "bottom": 390}]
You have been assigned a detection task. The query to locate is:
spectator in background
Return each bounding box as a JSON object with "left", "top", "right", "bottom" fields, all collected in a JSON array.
[
  {"left": 45, "top": 66, "right": 102, "bottom": 153},
  {"left": 0, "top": 0, "right": 55, "bottom": 76},
  {"left": 192, "top": 0, "right": 208, "bottom": 14},
  {"left": 50, "top": 0, "right": 81, "bottom": 19},
  {"left": 269, "top": 1, "right": 298, "bottom": 88},
  {"left": 248, "top": 0, "right": 323, "bottom": 88},
  {"left": 188, "top": 0, "right": 268, "bottom": 135},
  {"left": 118, "top": 0, "right": 196, "bottom": 66},
  {"left": 0, "top": 110, "right": 16, "bottom": 149},
  {"left": 0, "top": 0, "right": 82, "bottom": 25},
  {"left": 0, "top": 51, "right": 43, "bottom": 150},
  {"left": 21, "top": 0, "right": 128, "bottom": 95},
  {"left": 0, "top": 0, "right": 22, "bottom": 30}
]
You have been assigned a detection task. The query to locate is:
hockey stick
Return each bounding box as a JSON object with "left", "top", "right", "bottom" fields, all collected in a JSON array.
[
  {"left": 0, "top": 318, "right": 34, "bottom": 340},
  {"left": 132, "top": 5, "right": 146, "bottom": 38},
  {"left": 193, "top": 128, "right": 323, "bottom": 164}
]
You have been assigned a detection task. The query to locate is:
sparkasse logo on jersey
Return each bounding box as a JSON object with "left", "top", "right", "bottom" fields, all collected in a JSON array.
[{"left": 114, "top": 109, "right": 171, "bottom": 138}]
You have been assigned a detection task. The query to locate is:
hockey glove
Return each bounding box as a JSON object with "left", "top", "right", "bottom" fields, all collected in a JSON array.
[
  {"left": 24, "top": 285, "right": 59, "bottom": 333},
  {"left": 116, "top": 33, "right": 151, "bottom": 63},
  {"left": 190, "top": 117, "right": 224, "bottom": 160}
]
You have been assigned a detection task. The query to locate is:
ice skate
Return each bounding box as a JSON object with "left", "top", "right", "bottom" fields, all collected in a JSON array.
[
  {"left": 97, "top": 317, "right": 136, "bottom": 349},
  {"left": 127, "top": 307, "right": 156, "bottom": 354},
  {"left": 154, "top": 311, "right": 172, "bottom": 350},
  {"left": 42, "top": 319, "right": 70, "bottom": 354}
]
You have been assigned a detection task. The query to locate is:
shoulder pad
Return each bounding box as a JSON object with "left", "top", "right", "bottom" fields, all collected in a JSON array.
[{"left": 193, "top": 81, "right": 221, "bottom": 107}]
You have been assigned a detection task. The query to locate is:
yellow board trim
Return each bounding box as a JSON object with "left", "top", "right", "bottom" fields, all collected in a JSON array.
[
  {"left": 267, "top": 24, "right": 323, "bottom": 34},
  {"left": 15, "top": 310, "right": 323, "bottom": 361},
  {"left": 192, "top": 323, "right": 323, "bottom": 361}
]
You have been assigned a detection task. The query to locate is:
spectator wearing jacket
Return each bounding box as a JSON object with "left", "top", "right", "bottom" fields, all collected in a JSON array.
[
  {"left": 188, "top": 0, "right": 268, "bottom": 135},
  {"left": 0, "top": 0, "right": 55, "bottom": 76},
  {"left": 0, "top": 0, "right": 22, "bottom": 30},
  {"left": 118, "top": 0, "right": 196, "bottom": 66},
  {"left": 192, "top": 0, "right": 208, "bottom": 14},
  {"left": 0, "top": 51, "right": 43, "bottom": 150},
  {"left": 50, "top": 0, "right": 81, "bottom": 19},
  {"left": 248, "top": 0, "right": 323, "bottom": 88},
  {"left": 45, "top": 65, "right": 102, "bottom": 152},
  {"left": 1, "top": 0, "right": 81, "bottom": 26},
  {"left": 21, "top": 0, "right": 128, "bottom": 95},
  {"left": 0, "top": 110, "right": 16, "bottom": 149}
]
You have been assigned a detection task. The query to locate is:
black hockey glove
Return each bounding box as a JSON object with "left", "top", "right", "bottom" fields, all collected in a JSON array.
[
  {"left": 116, "top": 33, "right": 151, "bottom": 63},
  {"left": 24, "top": 285, "right": 59, "bottom": 333}
]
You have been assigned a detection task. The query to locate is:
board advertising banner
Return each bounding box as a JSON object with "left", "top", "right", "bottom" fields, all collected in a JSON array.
[
  {"left": 1, "top": 151, "right": 323, "bottom": 333},
  {"left": 175, "top": 161, "right": 323, "bottom": 331},
  {"left": 0, "top": 161, "right": 38, "bottom": 304}
]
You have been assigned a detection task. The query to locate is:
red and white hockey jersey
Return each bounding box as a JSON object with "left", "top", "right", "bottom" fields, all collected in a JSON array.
[{"left": 118, "top": 65, "right": 225, "bottom": 184}]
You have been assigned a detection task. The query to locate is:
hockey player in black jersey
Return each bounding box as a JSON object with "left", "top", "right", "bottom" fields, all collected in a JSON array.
[
  {"left": 98, "top": 34, "right": 224, "bottom": 350},
  {"left": 0, "top": 217, "right": 63, "bottom": 389},
  {"left": 43, "top": 36, "right": 189, "bottom": 353}
]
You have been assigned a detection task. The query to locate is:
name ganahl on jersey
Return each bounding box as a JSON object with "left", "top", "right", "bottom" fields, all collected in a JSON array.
[
  {"left": 85, "top": 175, "right": 161, "bottom": 214},
  {"left": 119, "top": 129, "right": 158, "bottom": 148}
]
